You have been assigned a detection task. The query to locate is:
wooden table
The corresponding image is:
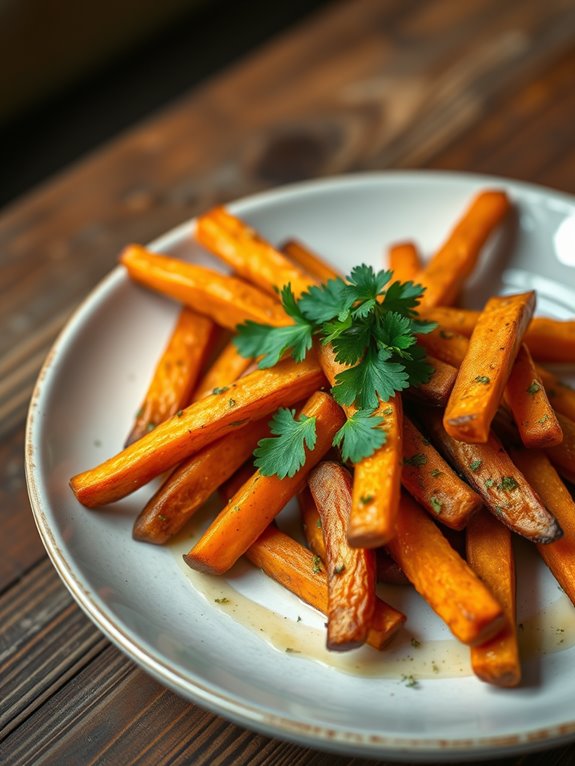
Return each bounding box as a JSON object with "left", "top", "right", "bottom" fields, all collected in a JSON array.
[{"left": 2, "top": 1, "right": 575, "bottom": 763}]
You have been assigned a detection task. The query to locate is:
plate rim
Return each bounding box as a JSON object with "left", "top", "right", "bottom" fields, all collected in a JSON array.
[{"left": 25, "top": 169, "right": 575, "bottom": 762}]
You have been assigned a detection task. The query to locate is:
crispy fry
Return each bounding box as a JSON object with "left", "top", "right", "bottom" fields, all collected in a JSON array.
[
  {"left": 299, "top": 488, "right": 408, "bottom": 586},
  {"left": 183, "top": 392, "right": 345, "bottom": 575},
  {"left": 120, "top": 244, "right": 290, "bottom": 330},
  {"left": 401, "top": 415, "right": 482, "bottom": 529},
  {"left": 245, "top": 526, "right": 405, "bottom": 650},
  {"left": 317, "top": 342, "right": 402, "bottom": 547},
  {"left": 281, "top": 239, "right": 340, "bottom": 282},
  {"left": 196, "top": 207, "right": 314, "bottom": 298},
  {"left": 219, "top": 460, "right": 257, "bottom": 502},
  {"left": 126, "top": 307, "right": 215, "bottom": 446},
  {"left": 386, "top": 493, "right": 506, "bottom": 646},
  {"left": 416, "top": 190, "right": 511, "bottom": 308},
  {"left": 133, "top": 419, "right": 270, "bottom": 544},
  {"left": 421, "top": 409, "right": 562, "bottom": 544},
  {"left": 511, "top": 450, "right": 575, "bottom": 606},
  {"left": 505, "top": 344, "right": 563, "bottom": 448},
  {"left": 70, "top": 354, "right": 325, "bottom": 507},
  {"left": 546, "top": 413, "right": 575, "bottom": 486},
  {"left": 192, "top": 340, "right": 253, "bottom": 401},
  {"left": 444, "top": 291, "right": 536, "bottom": 443},
  {"left": 406, "top": 355, "right": 457, "bottom": 407},
  {"left": 308, "top": 462, "right": 376, "bottom": 651},
  {"left": 421, "top": 307, "right": 575, "bottom": 364},
  {"left": 467, "top": 509, "right": 521, "bottom": 687},
  {"left": 537, "top": 369, "right": 575, "bottom": 422},
  {"left": 387, "top": 241, "right": 422, "bottom": 282}
]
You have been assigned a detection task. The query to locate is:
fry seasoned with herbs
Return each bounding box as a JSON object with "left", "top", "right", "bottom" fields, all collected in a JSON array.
[
  {"left": 281, "top": 239, "right": 340, "bottom": 282},
  {"left": 387, "top": 241, "right": 422, "bottom": 282},
  {"left": 308, "top": 461, "right": 376, "bottom": 650},
  {"left": 444, "top": 291, "right": 536, "bottom": 443}
]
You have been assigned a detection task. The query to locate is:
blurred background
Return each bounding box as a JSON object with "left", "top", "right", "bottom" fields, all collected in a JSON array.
[{"left": 0, "top": 0, "right": 330, "bottom": 208}]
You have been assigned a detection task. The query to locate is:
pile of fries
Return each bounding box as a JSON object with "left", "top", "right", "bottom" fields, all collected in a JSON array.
[{"left": 70, "top": 190, "right": 575, "bottom": 688}]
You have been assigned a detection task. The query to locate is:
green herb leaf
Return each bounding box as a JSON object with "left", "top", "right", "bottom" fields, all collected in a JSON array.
[
  {"left": 298, "top": 278, "right": 354, "bottom": 324},
  {"left": 404, "top": 453, "right": 427, "bottom": 467},
  {"left": 470, "top": 459, "right": 482, "bottom": 472},
  {"left": 380, "top": 280, "right": 425, "bottom": 316},
  {"left": 474, "top": 375, "right": 491, "bottom": 385},
  {"left": 253, "top": 408, "right": 317, "bottom": 479},
  {"left": 332, "top": 409, "right": 386, "bottom": 463},
  {"left": 332, "top": 347, "right": 410, "bottom": 409},
  {"left": 527, "top": 380, "right": 541, "bottom": 395}
]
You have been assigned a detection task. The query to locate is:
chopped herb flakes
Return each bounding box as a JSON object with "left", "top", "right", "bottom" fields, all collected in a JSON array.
[
  {"left": 176, "top": 409, "right": 183, "bottom": 418},
  {"left": 228, "top": 398, "right": 237, "bottom": 408},
  {"left": 285, "top": 647, "right": 301, "bottom": 654},
  {"left": 403, "top": 453, "right": 427, "bottom": 467},
  {"left": 410, "top": 638, "right": 421, "bottom": 648},
  {"left": 498, "top": 476, "right": 519, "bottom": 492},
  {"left": 470, "top": 459, "right": 482, "bottom": 472},
  {"left": 430, "top": 468, "right": 442, "bottom": 478},
  {"left": 538, "top": 414, "right": 550, "bottom": 425},
  {"left": 401, "top": 674, "right": 418, "bottom": 688},
  {"left": 360, "top": 494, "right": 375, "bottom": 505},
  {"left": 430, "top": 496, "right": 442, "bottom": 515},
  {"left": 527, "top": 380, "right": 541, "bottom": 395},
  {"left": 212, "top": 386, "right": 229, "bottom": 395},
  {"left": 214, "top": 597, "right": 230, "bottom": 605},
  {"left": 334, "top": 563, "right": 346, "bottom": 575},
  {"left": 484, "top": 478, "right": 495, "bottom": 488},
  {"left": 474, "top": 375, "right": 491, "bottom": 385},
  {"left": 312, "top": 555, "right": 322, "bottom": 574}
]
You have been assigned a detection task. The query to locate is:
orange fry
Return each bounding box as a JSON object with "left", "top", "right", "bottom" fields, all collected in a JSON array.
[
  {"left": 245, "top": 526, "right": 405, "bottom": 650},
  {"left": 401, "top": 416, "right": 482, "bottom": 529},
  {"left": 512, "top": 449, "right": 575, "bottom": 605},
  {"left": 192, "top": 340, "right": 252, "bottom": 401},
  {"left": 467, "top": 510, "right": 521, "bottom": 687},
  {"left": 70, "top": 354, "right": 325, "bottom": 507},
  {"left": 386, "top": 493, "right": 505, "bottom": 646},
  {"left": 308, "top": 462, "right": 376, "bottom": 651},
  {"left": 126, "top": 307, "right": 215, "bottom": 446},
  {"left": 281, "top": 239, "right": 340, "bottom": 282},
  {"left": 196, "top": 207, "right": 315, "bottom": 298},
  {"left": 133, "top": 419, "right": 270, "bottom": 544},
  {"left": 546, "top": 413, "right": 575, "bottom": 486},
  {"left": 416, "top": 190, "right": 511, "bottom": 308},
  {"left": 387, "top": 241, "right": 422, "bottom": 282},
  {"left": 120, "top": 244, "right": 290, "bottom": 330},
  {"left": 184, "top": 392, "right": 345, "bottom": 575},
  {"left": 444, "top": 291, "right": 536, "bottom": 443},
  {"left": 505, "top": 344, "right": 563, "bottom": 448},
  {"left": 407, "top": 355, "right": 457, "bottom": 407}
]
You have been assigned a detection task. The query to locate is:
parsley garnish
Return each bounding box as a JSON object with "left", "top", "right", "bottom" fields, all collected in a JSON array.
[
  {"left": 233, "top": 267, "right": 435, "bottom": 474},
  {"left": 253, "top": 408, "right": 317, "bottom": 478}
]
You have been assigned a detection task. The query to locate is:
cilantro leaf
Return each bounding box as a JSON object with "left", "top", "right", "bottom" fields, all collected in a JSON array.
[
  {"left": 234, "top": 321, "right": 313, "bottom": 368},
  {"left": 234, "top": 284, "right": 314, "bottom": 367},
  {"left": 380, "top": 280, "right": 425, "bottom": 316},
  {"left": 410, "top": 318, "right": 437, "bottom": 335},
  {"left": 329, "top": 319, "right": 373, "bottom": 365},
  {"left": 331, "top": 347, "right": 410, "bottom": 409},
  {"left": 377, "top": 311, "right": 417, "bottom": 352},
  {"left": 298, "top": 278, "right": 354, "bottom": 324},
  {"left": 254, "top": 409, "right": 317, "bottom": 478},
  {"left": 399, "top": 344, "right": 435, "bottom": 387},
  {"left": 333, "top": 409, "right": 386, "bottom": 463},
  {"left": 345, "top": 265, "right": 392, "bottom": 303}
]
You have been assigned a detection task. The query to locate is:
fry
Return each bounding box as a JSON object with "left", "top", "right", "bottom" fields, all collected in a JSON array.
[
  {"left": 120, "top": 244, "right": 290, "bottom": 330},
  {"left": 317, "top": 342, "right": 402, "bottom": 547},
  {"left": 416, "top": 190, "right": 511, "bottom": 308},
  {"left": 467, "top": 510, "right": 521, "bottom": 687},
  {"left": 299, "top": 488, "right": 409, "bottom": 586},
  {"left": 421, "top": 307, "right": 575, "bottom": 364},
  {"left": 421, "top": 409, "right": 562, "bottom": 544},
  {"left": 537, "top": 369, "right": 575, "bottom": 422},
  {"left": 192, "top": 340, "right": 253, "bottom": 401},
  {"left": 308, "top": 462, "right": 376, "bottom": 651},
  {"left": 401, "top": 416, "right": 482, "bottom": 529},
  {"left": 444, "top": 291, "right": 536, "bottom": 443},
  {"left": 196, "top": 207, "right": 315, "bottom": 298},
  {"left": 125, "top": 307, "right": 215, "bottom": 446},
  {"left": 133, "top": 419, "right": 270, "bottom": 544},
  {"left": 387, "top": 241, "right": 421, "bottom": 282},
  {"left": 417, "top": 326, "right": 469, "bottom": 368},
  {"left": 512, "top": 449, "right": 575, "bottom": 605},
  {"left": 406, "top": 355, "right": 457, "bottom": 407},
  {"left": 70, "top": 354, "right": 325, "bottom": 507},
  {"left": 245, "top": 526, "right": 405, "bottom": 650},
  {"left": 281, "top": 239, "right": 340, "bottom": 282},
  {"left": 504, "top": 344, "right": 563, "bottom": 448},
  {"left": 386, "top": 493, "right": 506, "bottom": 646},
  {"left": 183, "top": 392, "right": 345, "bottom": 575},
  {"left": 546, "top": 413, "right": 575, "bottom": 485}
]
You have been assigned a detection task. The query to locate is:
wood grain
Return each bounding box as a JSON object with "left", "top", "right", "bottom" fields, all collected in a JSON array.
[{"left": 2, "top": 0, "right": 575, "bottom": 763}]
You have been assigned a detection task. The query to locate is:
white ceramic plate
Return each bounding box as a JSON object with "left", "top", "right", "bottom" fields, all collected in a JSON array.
[{"left": 26, "top": 172, "right": 575, "bottom": 762}]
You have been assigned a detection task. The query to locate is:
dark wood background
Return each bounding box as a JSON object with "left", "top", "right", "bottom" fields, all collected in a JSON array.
[{"left": 2, "top": 0, "right": 575, "bottom": 763}]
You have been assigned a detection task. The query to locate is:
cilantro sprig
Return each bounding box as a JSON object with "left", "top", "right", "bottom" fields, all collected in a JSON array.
[
  {"left": 235, "top": 265, "right": 435, "bottom": 472},
  {"left": 253, "top": 408, "right": 317, "bottom": 478}
]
